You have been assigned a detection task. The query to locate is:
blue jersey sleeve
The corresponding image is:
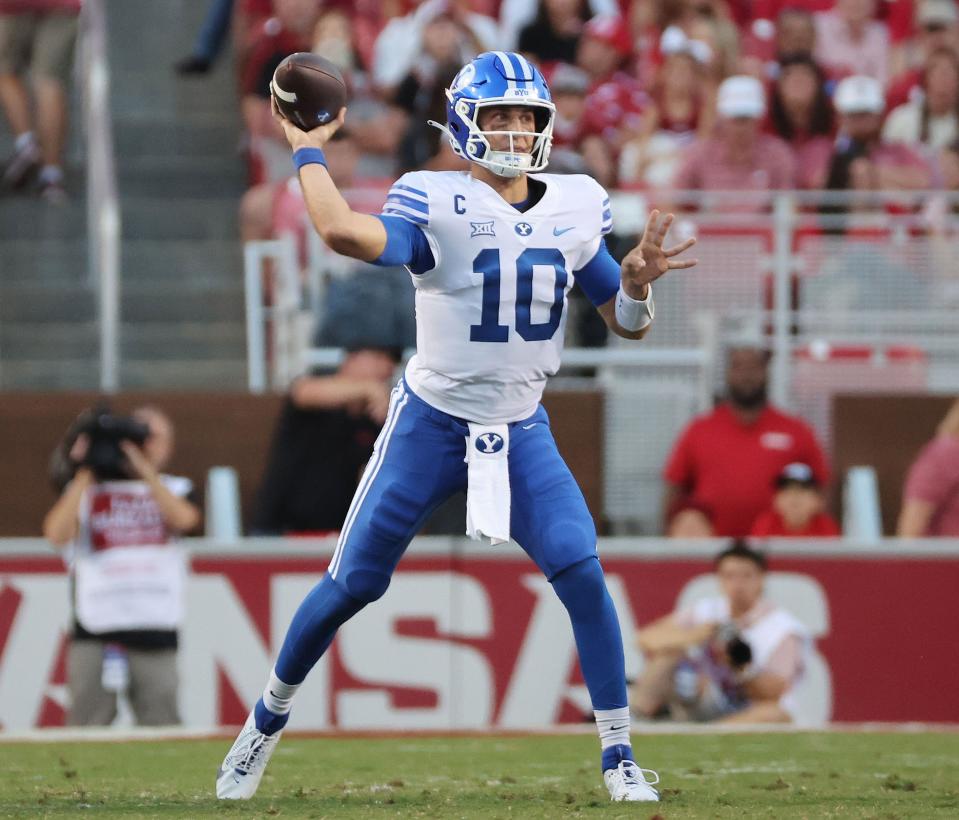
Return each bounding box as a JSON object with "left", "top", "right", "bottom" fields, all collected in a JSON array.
[
  {"left": 574, "top": 238, "right": 620, "bottom": 306},
  {"left": 372, "top": 214, "right": 436, "bottom": 274}
]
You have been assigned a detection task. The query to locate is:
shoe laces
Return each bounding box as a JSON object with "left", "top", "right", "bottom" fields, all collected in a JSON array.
[
  {"left": 618, "top": 760, "right": 660, "bottom": 788},
  {"left": 233, "top": 729, "right": 271, "bottom": 772}
]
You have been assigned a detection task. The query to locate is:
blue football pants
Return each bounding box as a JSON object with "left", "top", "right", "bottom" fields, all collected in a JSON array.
[{"left": 273, "top": 380, "right": 628, "bottom": 710}]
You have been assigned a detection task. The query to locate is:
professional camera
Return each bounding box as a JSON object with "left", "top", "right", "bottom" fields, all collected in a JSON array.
[
  {"left": 724, "top": 635, "right": 753, "bottom": 669},
  {"left": 79, "top": 408, "right": 150, "bottom": 481},
  {"left": 715, "top": 622, "right": 753, "bottom": 670}
]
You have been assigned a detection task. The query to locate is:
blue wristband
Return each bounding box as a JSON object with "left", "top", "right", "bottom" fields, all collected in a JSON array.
[{"left": 293, "top": 147, "right": 327, "bottom": 171}]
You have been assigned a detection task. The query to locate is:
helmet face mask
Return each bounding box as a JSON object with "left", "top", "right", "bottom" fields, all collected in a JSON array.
[{"left": 430, "top": 52, "right": 556, "bottom": 178}]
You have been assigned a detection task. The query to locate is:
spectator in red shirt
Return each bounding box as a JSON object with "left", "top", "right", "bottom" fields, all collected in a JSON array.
[
  {"left": 767, "top": 55, "right": 834, "bottom": 189},
  {"left": 897, "top": 399, "right": 959, "bottom": 537},
  {"left": 662, "top": 345, "right": 830, "bottom": 537},
  {"left": 576, "top": 15, "right": 648, "bottom": 185},
  {"left": 750, "top": 462, "right": 841, "bottom": 537},
  {"left": 671, "top": 75, "right": 796, "bottom": 211},
  {"left": 241, "top": 0, "right": 323, "bottom": 184}
]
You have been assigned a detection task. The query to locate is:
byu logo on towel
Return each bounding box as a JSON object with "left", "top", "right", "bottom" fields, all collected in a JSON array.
[{"left": 475, "top": 433, "right": 505, "bottom": 454}]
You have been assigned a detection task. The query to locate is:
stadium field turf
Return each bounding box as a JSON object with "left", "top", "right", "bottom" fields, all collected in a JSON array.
[{"left": 1, "top": 731, "right": 957, "bottom": 818}]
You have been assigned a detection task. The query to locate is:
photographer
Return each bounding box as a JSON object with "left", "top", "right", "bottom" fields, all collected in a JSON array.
[
  {"left": 632, "top": 542, "right": 809, "bottom": 724},
  {"left": 42, "top": 406, "right": 201, "bottom": 726}
]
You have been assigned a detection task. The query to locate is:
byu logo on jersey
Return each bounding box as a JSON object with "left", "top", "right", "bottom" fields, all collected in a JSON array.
[
  {"left": 470, "top": 221, "right": 496, "bottom": 238},
  {"left": 515, "top": 222, "right": 533, "bottom": 236},
  {"left": 475, "top": 433, "right": 505, "bottom": 454}
]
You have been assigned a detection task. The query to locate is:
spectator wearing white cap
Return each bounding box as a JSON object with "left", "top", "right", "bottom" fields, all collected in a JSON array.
[
  {"left": 825, "top": 74, "right": 933, "bottom": 194},
  {"left": 882, "top": 47, "right": 959, "bottom": 151},
  {"left": 887, "top": 0, "right": 959, "bottom": 110},
  {"left": 814, "top": 0, "right": 890, "bottom": 85},
  {"left": 671, "top": 75, "right": 795, "bottom": 211}
]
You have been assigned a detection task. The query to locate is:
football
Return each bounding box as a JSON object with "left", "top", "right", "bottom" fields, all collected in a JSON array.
[{"left": 270, "top": 53, "right": 347, "bottom": 132}]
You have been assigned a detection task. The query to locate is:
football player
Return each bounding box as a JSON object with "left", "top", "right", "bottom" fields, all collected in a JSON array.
[{"left": 217, "top": 51, "right": 697, "bottom": 803}]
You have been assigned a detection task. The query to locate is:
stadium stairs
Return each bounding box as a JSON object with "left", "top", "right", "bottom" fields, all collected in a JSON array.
[{"left": 0, "top": 0, "right": 247, "bottom": 390}]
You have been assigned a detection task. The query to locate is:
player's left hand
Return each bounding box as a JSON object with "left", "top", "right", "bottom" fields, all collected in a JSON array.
[{"left": 621, "top": 209, "right": 698, "bottom": 298}]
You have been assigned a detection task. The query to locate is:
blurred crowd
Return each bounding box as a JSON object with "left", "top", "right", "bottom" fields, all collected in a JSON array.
[{"left": 200, "top": 0, "right": 959, "bottom": 250}]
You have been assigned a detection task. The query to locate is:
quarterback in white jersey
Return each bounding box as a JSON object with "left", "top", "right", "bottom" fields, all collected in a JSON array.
[
  {"left": 392, "top": 168, "right": 615, "bottom": 423},
  {"left": 217, "top": 51, "right": 697, "bottom": 804}
]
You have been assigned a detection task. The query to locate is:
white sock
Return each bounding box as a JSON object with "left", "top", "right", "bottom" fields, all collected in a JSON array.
[
  {"left": 262, "top": 668, "right": 299, "bottom": 715},
  {"left": 594, "top": 706, "right": 631, "bottom": 750},
  {"left": 14, "top": 131, "right": 37, "bottom": 152}
]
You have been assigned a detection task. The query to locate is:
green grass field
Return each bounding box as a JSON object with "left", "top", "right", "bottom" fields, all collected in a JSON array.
[{"left": 1, "top": 732, "right": 957, "bottom": 819}]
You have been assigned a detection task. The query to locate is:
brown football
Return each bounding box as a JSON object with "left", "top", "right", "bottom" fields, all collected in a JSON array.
[{"left": 271, "top": 53, "right": 347, "bottom": 132}]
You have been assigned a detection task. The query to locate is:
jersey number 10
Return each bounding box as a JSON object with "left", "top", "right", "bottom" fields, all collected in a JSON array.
[{"left": 469, "top": 248, "right": 567, "bottom": 343}]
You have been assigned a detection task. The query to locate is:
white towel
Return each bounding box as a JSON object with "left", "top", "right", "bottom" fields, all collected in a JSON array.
[{"left": 465, "top": 422, "right": 511, "bottom": 545}]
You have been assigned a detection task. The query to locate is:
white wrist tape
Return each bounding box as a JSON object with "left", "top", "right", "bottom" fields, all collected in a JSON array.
[{"left": 615, "top": 284, "right": 654, "bottom": 331}]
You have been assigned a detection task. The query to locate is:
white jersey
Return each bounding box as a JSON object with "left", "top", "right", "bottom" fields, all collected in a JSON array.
[{"left": 382, "top": 170, "right": 613, "bottom": 424}]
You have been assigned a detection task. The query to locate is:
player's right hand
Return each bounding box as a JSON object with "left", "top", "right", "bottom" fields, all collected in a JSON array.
[
  {"left": 621, "top": 209, "right": 698, "bottom": 297},
  {"left": 272, "top": 97, "right": 347, "bottom": 152}
]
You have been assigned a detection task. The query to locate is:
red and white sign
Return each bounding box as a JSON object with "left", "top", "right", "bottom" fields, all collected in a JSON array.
[{"left": 1, "top": 539, "right": 957, "bottom": 731}]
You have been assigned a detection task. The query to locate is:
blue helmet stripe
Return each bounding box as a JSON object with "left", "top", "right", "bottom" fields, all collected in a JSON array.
[
  {"left": 491, "top": 50, "right": 517, "bottom": 90},
  {"left": 506, "top": 52, "right": 527, "bottom": 82},
  {"left": 514, "top": 53, "right": 534, "bottom": 81}
]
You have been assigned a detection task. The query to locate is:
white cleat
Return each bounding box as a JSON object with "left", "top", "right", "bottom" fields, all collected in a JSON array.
[
  {"left": 215, "top": 709, "right": 283, "bottom": 799},
  {"left": 604, "top": 760, "right": 661, "bottom": 802}
]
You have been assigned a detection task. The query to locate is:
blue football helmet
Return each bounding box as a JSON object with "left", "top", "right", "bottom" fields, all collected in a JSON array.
[{"left": 429, "top": 51, "right": 556, "bottom": 178}]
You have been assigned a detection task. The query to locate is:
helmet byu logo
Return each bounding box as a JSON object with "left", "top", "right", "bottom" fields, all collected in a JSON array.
[
  {"left": 503, "top": 88, "right": 537, "bottom": 98},
  {"left": 451, "top": 63, "right": 476, "bottom": 92},
  {"left": 476, "top": 433, "right": 505, "bottom": 454}
]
